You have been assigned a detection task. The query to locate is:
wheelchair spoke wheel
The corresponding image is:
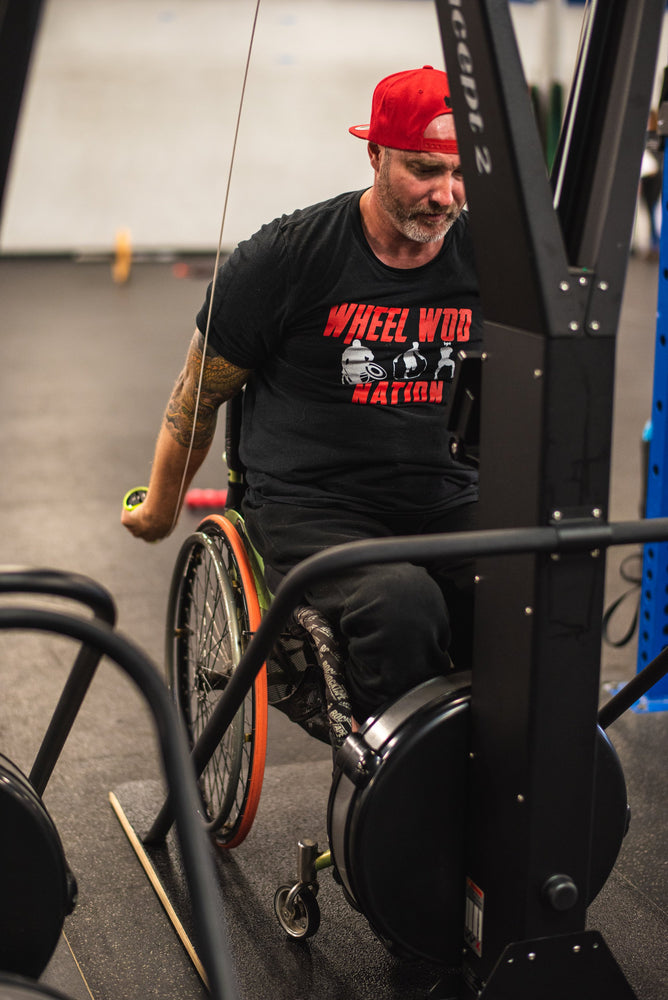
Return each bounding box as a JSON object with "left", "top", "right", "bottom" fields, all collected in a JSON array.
[{"left": 167, "top": 515, "right": 267, "bottom": 848}]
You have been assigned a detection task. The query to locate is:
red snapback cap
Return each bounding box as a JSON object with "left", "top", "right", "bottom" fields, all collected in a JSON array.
[{"left": 349, "top": 65, "right": 457, "bottom": 154}]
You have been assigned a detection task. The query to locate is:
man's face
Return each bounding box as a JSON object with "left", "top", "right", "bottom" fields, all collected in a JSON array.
[{"left": 375, "top": 145, "right": 466, "bottom": 244}]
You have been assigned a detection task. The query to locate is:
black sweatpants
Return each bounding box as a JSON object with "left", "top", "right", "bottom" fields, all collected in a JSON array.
[{"left": 243, "top": 499, "right": 478, "bottom": 723}]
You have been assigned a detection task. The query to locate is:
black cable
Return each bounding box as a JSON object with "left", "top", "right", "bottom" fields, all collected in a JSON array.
[{"left": 602, "top": 551, "right": 642, "bottom": 648}]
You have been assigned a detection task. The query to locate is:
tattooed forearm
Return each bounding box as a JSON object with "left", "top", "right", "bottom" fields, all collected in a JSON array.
[{"left": 164, "top": 330, "right": 251, "bottom": 450}]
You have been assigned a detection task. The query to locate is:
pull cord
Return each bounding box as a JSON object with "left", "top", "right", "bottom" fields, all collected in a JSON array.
[{"left": 169, "top": 0, "right": 261, "bottom": 535}]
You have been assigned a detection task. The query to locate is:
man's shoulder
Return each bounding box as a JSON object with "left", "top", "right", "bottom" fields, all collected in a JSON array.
[
  {"left": 276, "top": 190, "right": 362, "bottom": 235},
  {"left": 242, "top": 191, "right": 360, "bottom": 250},
  {"left": 241, "top": 191, "right": 362, "bottom": 271}
]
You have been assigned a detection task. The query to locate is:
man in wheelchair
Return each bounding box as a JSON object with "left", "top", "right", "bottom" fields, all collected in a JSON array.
[{"left": 122, "top": 65, "right": 483, "bottom": 730}]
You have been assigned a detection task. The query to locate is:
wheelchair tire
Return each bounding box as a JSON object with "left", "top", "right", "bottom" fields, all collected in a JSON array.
[
  {"left": 167, "top": 514, "right": 268, "bottom": 848},
  {"left": 0, "top": 755, "right": 74, "bottom": 979},
  {"left": 328, "top": 675, "right": 628, "bottom": 967}
]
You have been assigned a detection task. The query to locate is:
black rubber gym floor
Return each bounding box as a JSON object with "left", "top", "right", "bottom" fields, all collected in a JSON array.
[{"left": 0, "top": 256, "right": 665, "bottom": 999}]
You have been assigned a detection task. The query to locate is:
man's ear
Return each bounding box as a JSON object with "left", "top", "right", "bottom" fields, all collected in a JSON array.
[{"left": 367, "top": 142, "right": 382, "bottom": 172}]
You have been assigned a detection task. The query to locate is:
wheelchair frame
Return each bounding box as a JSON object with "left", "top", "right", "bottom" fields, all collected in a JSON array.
[
  {"left": 164, "top": 458, "right": 355, "bottom": 833},
  {"left": 163, "top": 441, "right": 357, "bottom": 938}
]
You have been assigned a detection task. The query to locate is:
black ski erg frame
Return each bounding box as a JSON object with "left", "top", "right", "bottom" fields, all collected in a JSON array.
[
  {"left": 434, "top": 0, "right": 666, "bottom": 996},
  {"left": 144, "top": 1, "right": 668, "bottom": 997}
]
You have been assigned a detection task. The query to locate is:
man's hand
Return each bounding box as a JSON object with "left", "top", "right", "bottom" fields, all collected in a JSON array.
[{"left": 121, "top": 492, "right": 174, "bottom": 542}]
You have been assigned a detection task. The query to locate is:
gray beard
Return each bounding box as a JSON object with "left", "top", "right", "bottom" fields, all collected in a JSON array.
[{"left": 397, "top": 213, "right": 457, "bottom": 243}]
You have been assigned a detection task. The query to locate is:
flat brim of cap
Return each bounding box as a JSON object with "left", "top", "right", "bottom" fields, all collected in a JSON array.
[{"left": 349, "top": 124, "right": 371, "bottom": 139}]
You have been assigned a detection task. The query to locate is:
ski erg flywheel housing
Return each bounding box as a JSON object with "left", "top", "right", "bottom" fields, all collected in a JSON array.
[
  {"left": 327, "top": 675, "right": 627, "bottom": 966},
  {"left": 0, "top": 753, "right": 76, "bottom": 978}
]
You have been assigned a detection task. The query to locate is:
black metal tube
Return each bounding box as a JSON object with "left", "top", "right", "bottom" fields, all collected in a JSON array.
[
  {"left": 29, "top": 645, "right": 106, "bottom": 796},
  {"left": 146, "top": 517, "right": 668, "bottom": 842},
  {"left": 146, "top": 525, "right": 548, "bottom": 842},
  {"left": 598, "top": 645, "right": 668, "bottom": 729},
  {"left": 0, "top": 569, "right": 117, "bottom": 796},
  {"left": 0, "top": 568, "right": 117, "bottom": 623},
  {"left": 0, "top": 608, "right": 239, "bottom": 1000}
]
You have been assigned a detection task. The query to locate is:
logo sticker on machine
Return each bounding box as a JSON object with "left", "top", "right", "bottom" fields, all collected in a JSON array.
[{"left": 464, "top": 877, "right": 484, "bottom": 956}]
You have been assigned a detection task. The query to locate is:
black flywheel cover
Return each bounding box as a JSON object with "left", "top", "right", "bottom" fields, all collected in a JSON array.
[
  {"left": 328, "top": 675, "right": 628, "bottom": 966},
  {"left": 0, "top": 754, "right": 73, "bottom": 978}
]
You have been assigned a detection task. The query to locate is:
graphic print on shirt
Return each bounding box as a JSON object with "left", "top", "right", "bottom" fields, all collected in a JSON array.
[
  {"left": 324, "top": 301, "right": 471, "bottom": 406},
  {"left": 393, "top": 343, "right": 428, "bottom": 379},
  {"left": 341, "top": 340, "right": 387, "bottom": 385},
  {"left": 435, "top": 345, "right": 456, "bottom": 382}
]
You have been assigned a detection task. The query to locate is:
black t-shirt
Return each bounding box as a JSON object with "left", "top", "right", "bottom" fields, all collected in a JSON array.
[{"left": 196, "top": 190, "right": 483, "bottom": 514}]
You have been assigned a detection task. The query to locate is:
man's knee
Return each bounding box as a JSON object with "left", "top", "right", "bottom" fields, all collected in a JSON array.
[
  {"left": 340, "top": 563, "right": 451, "bottom": 720},
  {"left": 344, "top": 563, "right": 448, "bottom": 637}
]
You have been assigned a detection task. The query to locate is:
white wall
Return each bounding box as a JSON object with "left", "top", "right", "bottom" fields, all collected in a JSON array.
[{"left": 1, "top": 0, "right": 666, "bottom": 254}]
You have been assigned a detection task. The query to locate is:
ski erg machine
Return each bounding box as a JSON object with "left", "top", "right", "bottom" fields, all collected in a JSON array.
[{"left": 434, "top": 0, "right": 665, "bottom": 995}]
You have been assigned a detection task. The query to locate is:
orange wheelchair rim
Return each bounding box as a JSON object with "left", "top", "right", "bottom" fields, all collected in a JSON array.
[{"left": 201, "top": 514, "right": 268, "bottom": 849}]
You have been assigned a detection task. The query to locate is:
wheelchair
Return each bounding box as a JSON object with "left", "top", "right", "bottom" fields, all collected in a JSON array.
[{"left": 162, "top": 392, "right": 633, "bottom": 967}]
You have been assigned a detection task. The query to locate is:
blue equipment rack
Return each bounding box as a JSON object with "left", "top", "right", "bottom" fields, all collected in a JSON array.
[{"left": 637, "top": 91, "right": 668, "bottom": 711}]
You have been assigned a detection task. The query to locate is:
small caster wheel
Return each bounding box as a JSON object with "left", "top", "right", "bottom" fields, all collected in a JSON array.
[{"left": 274, "top": 883, "right": 321, "bottom": 939}]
